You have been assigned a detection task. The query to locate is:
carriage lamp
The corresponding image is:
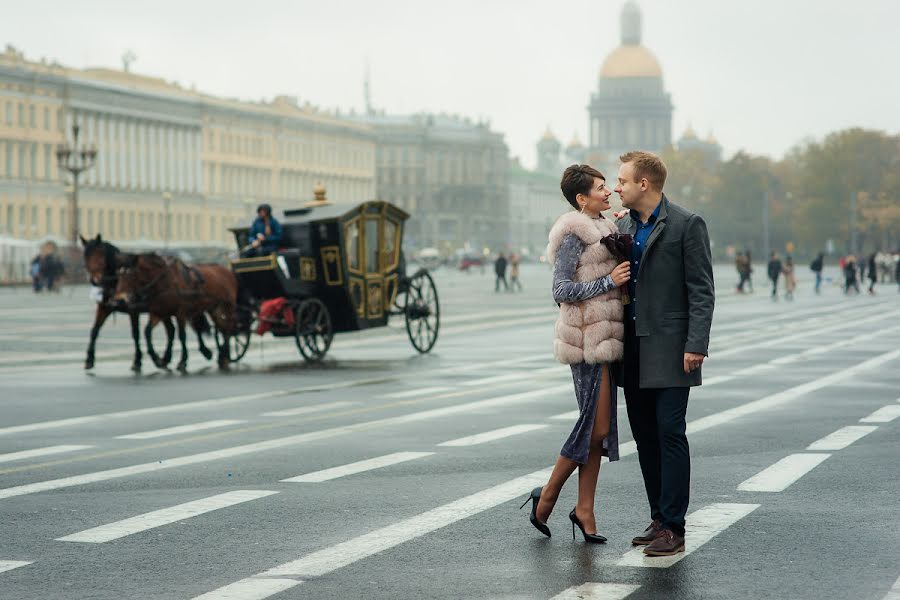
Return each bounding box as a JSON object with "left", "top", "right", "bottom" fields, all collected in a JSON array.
[{"left": 56, "top": 122, "right": 98, "bottom": 259}]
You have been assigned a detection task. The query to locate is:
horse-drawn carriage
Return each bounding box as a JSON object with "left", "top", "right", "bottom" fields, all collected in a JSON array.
[{"left": 221, "top": 196, "right": 440, "bottom": 363}]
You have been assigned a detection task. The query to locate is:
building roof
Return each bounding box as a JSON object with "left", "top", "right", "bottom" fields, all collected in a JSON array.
[{"left": 599, "top": 1, "right": 663, "bottom": 79}]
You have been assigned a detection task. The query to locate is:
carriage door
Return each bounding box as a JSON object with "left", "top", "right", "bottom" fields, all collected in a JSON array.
[{"left": 363, "top": 217, "right": 385, "bottom": 320}]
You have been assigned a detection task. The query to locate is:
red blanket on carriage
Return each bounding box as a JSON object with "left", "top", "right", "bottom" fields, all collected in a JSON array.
[{"left": 257, "top": 297, "right": 294, "bottom": 335}]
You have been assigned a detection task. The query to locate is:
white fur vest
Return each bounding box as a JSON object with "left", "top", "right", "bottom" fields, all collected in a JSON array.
[{"left": 547, "top": 212, "right": 625, "bottom": 365}]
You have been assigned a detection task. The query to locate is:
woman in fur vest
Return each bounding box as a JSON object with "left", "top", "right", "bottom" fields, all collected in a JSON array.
[{"left": 521, "top": 164, "right": 631, "bottom": 542}]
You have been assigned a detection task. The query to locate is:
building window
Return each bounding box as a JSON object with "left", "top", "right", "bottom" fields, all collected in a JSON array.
[
  {"left": 29, "top": 105, "right": 35, "bottom": 128},
  {"left": 30, "top": 144, "right": 37, "bottom": 179},
  {"left": 18, "top": 144, "right": 25, "bottom": 178},
  {"left": 44, "top": 144, "right": 52, "bottom": 179},
  {"left": 43, "top": 107, "right": 49, "bottom": 131},
  {"left": 4, "top": 102, "right": 11, "bottom": 125},
  {"left": 5, "top": 142, "right": 12, "bottom": 176},
  {"left": 18, "top": 103, "right": 24, "bottom": 127},
  {"left": 5, "top": 205, "right": 12, "bottom": 234},
  {"left": 46, "top": 207, "right": 53, "bottom": 235}
]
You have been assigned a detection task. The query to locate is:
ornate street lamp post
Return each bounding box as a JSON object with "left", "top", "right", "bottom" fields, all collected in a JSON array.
[{"left": 56, "top": 122, "right": 97, "bottom": 262}]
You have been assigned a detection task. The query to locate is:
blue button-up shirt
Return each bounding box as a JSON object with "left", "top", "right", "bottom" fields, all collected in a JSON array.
[{"left": 626, "top": 201, "right": 661, "bottom": 322}]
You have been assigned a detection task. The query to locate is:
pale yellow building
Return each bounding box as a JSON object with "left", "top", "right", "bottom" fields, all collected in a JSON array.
[{"left": 0, "top": 45, "right": 376, "bottom": 251}]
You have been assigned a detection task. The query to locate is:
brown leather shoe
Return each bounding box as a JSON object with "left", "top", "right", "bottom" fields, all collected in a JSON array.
[
  {"left": 631, "top": 520, "right": 663, "bottom": 545},
  {"left": 643, "top": 529, "right": 685, "bottom": 556}
]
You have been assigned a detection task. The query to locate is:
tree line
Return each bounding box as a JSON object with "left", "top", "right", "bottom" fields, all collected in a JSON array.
[{"left": 660, "top": 128, "right": 899, "bottom": 260}]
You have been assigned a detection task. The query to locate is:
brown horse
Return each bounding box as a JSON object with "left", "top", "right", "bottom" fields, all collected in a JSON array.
[
  {"left": 82, "top": 235, "right": 214, "bottom": 371},
  {"left": 114, "top": 253, "right": 237, "bottom": 371}
]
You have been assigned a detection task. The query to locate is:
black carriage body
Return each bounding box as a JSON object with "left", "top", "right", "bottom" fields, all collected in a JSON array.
[{"left": 229, "top": 201, "right": 410, "bottom": 334}]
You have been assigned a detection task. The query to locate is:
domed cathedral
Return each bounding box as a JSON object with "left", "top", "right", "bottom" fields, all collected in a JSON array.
[{"left": 586, "top": 1, "right": 672, "bottom": 184}]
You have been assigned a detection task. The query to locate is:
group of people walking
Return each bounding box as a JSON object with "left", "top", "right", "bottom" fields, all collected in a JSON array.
[
  {"left": 493, "top": 252, "right": 522, "bottom": 292},
  {"left": 30, "top": 251, "right": 65, "bottom": 293},
  {"left": 524, "top": 152, "right": 715, "bottom": 558}
]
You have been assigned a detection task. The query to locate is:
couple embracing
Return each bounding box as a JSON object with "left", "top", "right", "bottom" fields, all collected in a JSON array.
[{"left": 521, "top": 151, "right": 715, "bottom": 557}]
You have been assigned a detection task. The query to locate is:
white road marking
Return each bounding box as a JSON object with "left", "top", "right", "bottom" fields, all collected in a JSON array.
[
  {"left": 550, "top": 410, "right": 580, "bottom": 420},
  {"left": 462, "top": 371, "right": 536, "bottom": 386},
  {"left": 550, "top": 583, "right": 641, "bottom": 600},
  {"left": 281, "top": 452, "right": 434, "bottom": 483},
  {"left": 860, "top": 405, "right": 900, "bottom": 423},
  {"left": 688, "top": 348, "right": 900, "bottom": 434},
  {"left": 115, "top": 420, "right": 245, "bottom": 440},
  {"left": 617, "top": 503, "right": 760, "bottom": 568},
  {"left": 0, "top": 560, "right": 32, "bottom": 574},
  {"left": 0, "top": 386, "right": 568, "bottom": 501},
  {"left": 806, "top": 425, "right": 878, "bottom": 451},
  {"left": 191, "top": 467, "right": 552, "bottom": 599},
  {"left": 737, "top": 453, "right": 831, "bottom": 492},
  {"left": 712, "top": 308, "right": 900, "bottom": 358},
  {"left": 882, "top": 574, "right": 900, "bottom": 600},
  {"left": 0, "top": 445, "right": 92, "bottom": 464},
  {"left": 438, "top": 424, "right": 549, "bottom": 447},
  {"left": 56, "top": 490, "right": 278, "bottom": 543},
  {"left": 191, "top": 578, "right": 302, "bottom": 600},
  {"left": 379, "top": 387, "right": 451, "bottom": 399},
  {"left": 261, "top": 401, "right": 358, "bottom": 417}
]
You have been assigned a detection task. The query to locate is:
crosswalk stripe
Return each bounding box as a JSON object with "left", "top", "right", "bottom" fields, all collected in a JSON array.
[
  {"left": 550, "top": 583, "right": 641, "bottom": 600},
  {"left": 191, "top": 578, "right": 302, "bottom": 600},
  {"left": 115, "top": 420, "right": 245, "bottom": 440},
  {"left": 56, "top": 490, "right": 278, "bottom": 543},
  {"left": 379, "top": 387, "right": 451, "bottom": 399},
  {"left": 688, "top": 348, "right": 900, "bottom": 434},
  {"left": 860, "top": 404, "right": 900, "bottom": 423},
  {"left": 737, "top": 453, "right": 831, "bottom": 492},
  {"left": 0, "top": 445, "right": 92, "bottom": 464},
  {"left": 882, "top": 574, "right": 900, "bottom": 600},
  {"left": 261, "top": 401, "right": 357, "bottom": 417},
  {"left": 281, "top": 452, "right": 435, "bottom": 483},
  {"left": 617, "top": 503, "right": 759, "bottom": 568},
  {"left": 0, "top": 560, "right": 32, "bottom": 574},
  {"left": 438, "top": 424, "right": 548, "bottom": 447},
  {"left": 0, "top": 386, "right": 568, "bottom": 501},
  {"left": 191, "top": 467, "right": 552, "bottom": 599},
  {"left": 462, "top": 372, "right": 535, "bottom": 386},
  {"left": 806, "top": 425, "right": 878, "bottom": 451},
  {"left": 550, "top": 410, "right": 580, "bottom": 420}
]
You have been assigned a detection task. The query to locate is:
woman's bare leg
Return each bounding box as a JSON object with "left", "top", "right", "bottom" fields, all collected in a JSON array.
[
  {"left": 536, "top": 455, "right": 578, "bottom": 523},
  {"left": 575, "top": 364, "right": 611, "bottom": 534}
]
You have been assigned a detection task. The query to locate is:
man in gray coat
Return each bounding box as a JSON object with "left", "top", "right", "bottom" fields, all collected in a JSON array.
[{"left": 613, "top": 151, "right": 715, "bottom": 556}]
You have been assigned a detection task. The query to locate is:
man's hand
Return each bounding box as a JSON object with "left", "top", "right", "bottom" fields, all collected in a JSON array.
[
  {"left": 256, "top": 233, "right": 265, "bottom": 241},
  {"left": 613, "top": 210, "right": 628, "bottom": 219},
  {"left": 251, "top": 239, "right": 260, "bottom": 248},
  {"left": 683, "top": 352, "right": 705, "bottom": 374}
]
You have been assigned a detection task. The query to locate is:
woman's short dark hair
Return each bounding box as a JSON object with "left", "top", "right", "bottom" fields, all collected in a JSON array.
[{"left": 560, "top": 164, "right": 605, "bottom": 210}]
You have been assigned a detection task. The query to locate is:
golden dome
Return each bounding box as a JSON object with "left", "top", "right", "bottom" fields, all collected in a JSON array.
[
  {"left": 541, "top": 126, "right": 558, "bottom": 142},
  {"left": 600, "top": 45, "right": 662, "bottom": 78}
]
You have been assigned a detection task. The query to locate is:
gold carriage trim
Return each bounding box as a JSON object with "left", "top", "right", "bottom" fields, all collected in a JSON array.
[
  {"left": 367, "top": 279, "right": 384, "bottom": 319},
  {"left": 320, "top": 245, "right": 343, "bottom": 286},
  {"left": 300, "top": 257, "right": 317, "bottom": 281},
  {"left": 383, "top": 273, "right": 398, "bottom": 310},
  {"left": 231, "top": 254, "right": 277, "bottom": 274},
  {"left": 348, "top": 277, "right": 365, "bottom": 318}
]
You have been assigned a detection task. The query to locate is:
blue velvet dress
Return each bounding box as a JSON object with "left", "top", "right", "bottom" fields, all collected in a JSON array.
[{"left": 553, "top": 232, "right": 621, "bottom": 464}]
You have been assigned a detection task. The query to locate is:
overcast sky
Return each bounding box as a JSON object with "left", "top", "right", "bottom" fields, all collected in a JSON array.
[{"left": 3, "top": 0, "right": 898, "bottom": 168}]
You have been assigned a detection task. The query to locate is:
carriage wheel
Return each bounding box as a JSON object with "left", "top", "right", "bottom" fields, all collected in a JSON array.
[
  {"left": 295, "top": 298, "right": 333, "bottom": 362},
  {"left": 215, "top": 323, "right": 252, "bottom": 362},
  {"left": 404, "top": 271, "right": 440, "bottom": 353}
]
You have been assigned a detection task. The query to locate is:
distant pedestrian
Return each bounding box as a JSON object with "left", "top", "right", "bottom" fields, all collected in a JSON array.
[
  {"left": 782, "top": 255, "right": 796, "bottom": 301},
  {"left": 734, "top": 251, "right": 750, "bottom": 293},
  {"left": 41, "top": 253, "right": 64, "bottom": 292},
  {"left": 494, "top": 252, "right": 508, "bottom": 292},
  {"left": 509, "top": 254, "right": 522, "bottom": 292},
  {"left": 767, "top": 252, "right": 782, "bottom": 301},
  {"left": 866, "top": 252, "right": 878, "bottom": 295},
  {"left": 810, "top": 252, "right": 824, "bottom": 294},
  {"left": 843, "top": 255, "right": 860, "bottom": 295},
  {"left": 744, "top": 249, "right": 754, "bottom": 292},
  {"left": 30, "top": 255, "right": 42, "bottom": 293}
]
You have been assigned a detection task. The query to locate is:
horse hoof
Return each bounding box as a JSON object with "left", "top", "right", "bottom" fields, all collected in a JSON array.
[
  {"left": 200, "top": 347, "right": 213, "bottom": 360},
  {"left": 84, "top": 361, "right": 94, "bottom": 370},
  {"left": 177, "top": 364, "right": 188, "bottom": 373},
  {"left": 131, "top": 363, "right": 142, "bottom": 373}
]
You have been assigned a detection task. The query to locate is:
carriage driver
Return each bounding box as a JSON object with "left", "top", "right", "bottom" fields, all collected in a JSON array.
[{"left": 242, "top": 203, "right": 283, "bottom": 258}]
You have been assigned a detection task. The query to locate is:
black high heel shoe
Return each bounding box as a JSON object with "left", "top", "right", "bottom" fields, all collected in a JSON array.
[
  {"left": 569, "top": 508, "right": 607, "bottom": 543},
  {"left": 519, "top": 486, "right": 551, "bottom": 538}
]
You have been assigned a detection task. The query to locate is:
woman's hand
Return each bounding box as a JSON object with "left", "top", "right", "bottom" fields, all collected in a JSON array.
[{"left": 610, "top": 261, "right": 631, "bottom": 286}]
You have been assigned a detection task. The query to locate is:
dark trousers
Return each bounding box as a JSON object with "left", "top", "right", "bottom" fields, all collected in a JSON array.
[
  {"left": 495, "top": 274, "right": 508, "bottom": 291},
  {"left": 623, "top": 327, "right": 691, "bottom": 537}
]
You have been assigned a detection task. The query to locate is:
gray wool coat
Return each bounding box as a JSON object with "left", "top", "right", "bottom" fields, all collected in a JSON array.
[{"left": 614, "top": 195, "right": 715, "bottom": 388}]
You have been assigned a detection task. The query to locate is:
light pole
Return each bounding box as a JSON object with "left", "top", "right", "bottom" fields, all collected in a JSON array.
[
  {"left": 162, "top": 192, "right": 172, "bottom": 250},
  {"left": 849, "top": 191, "right": 857, "bottom": 256},
  {"left": 762, "top": 188, "right": 770, "bottom": 261},
  {"left": 56, "top": 122, "right": 97, "bottom": 263}
]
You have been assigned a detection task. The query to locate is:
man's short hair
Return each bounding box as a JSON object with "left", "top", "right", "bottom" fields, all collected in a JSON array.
[
  {"left": 619, "top": 151, "right": 667, "bottom": 191},
  {"left": 560, "top": 164, "right": 605, "bottom": 210}
]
